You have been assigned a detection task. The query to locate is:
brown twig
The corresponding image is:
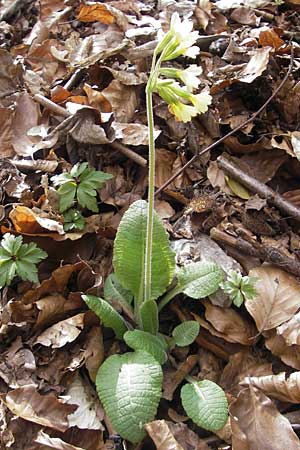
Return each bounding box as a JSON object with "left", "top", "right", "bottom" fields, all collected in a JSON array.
[
  {"left": 33, "top": 93, "right": 147, "bottom": 167},
  {"left": 155, "top": 46, "right": 294, "bottom": 196},
  {"left": 210, "top": 227, "right": 300, "bottom": 277},
  {"left": 217, "top": 153, "right": 300, "bottom": 222}
]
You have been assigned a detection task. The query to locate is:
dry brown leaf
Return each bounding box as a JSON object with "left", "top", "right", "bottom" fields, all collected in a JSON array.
[
  {"left": 203, "top": 301, "right": 256, "bottom": 345},
  {"left": 145, "top": 420, "right": 184, "bottom": 450},
  {"left": 277, "top": 312, "right": 300, "bottom": 346},
  {"left": 101, "top": 80, "right": 139, "bottom": 122},
  {"left": 162, "top": 355, "right": 198, "bottom": 401},
  {"left": 34, "top": 313, "right": 87, "bottom": 348},
  {"left": 259, "top": 29, "right": 284, "bottom": 50},
  {"left": 3, "top": 386, "right": 77, "bottom": 432},
  {"left": 11, "top": 92, "right": 40, "bottom": 156},
  {"left": 265, "top": 332, "right": 300, "bottom": 370},
  {"left": 77, "top": 3, "right": 115, "bottom": 24},
  {"left": 167, "top": 422, "right": 211, "bottom": 450},
  {"left": 220, "top": 350, "right": 272, "bottom": 396},
  {"left": 34, "top": 294, "right": 84, "bottom": 330},
  {"left": 245, "top": 265, "right": 300, "bottom": 332},
  {"left": 113, "top": 122, "right": 160, "bottom": 146},
  {"left": 0, "top": 108, "right": 14, "bottom": 158},
  {"left": 83, "top": 84, "right": 112, "bottom": 112},
  {"left": 230, "top": 386, "right": 300, "bottom": 450},
  {"left": 241, "top": 371, "right": 300, "bottom": 403},
  {"left": 34, "top": 431, "right": 85, "bottom": 450},
  {"left": 83, "top": 327, "right": 104, "bottom": 382},
  {"left": 9, "top": 205, "right": 64, "bottom": 237}
]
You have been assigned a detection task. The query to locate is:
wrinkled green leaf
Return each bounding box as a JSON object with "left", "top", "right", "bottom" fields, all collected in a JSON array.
[
  {"left": 104, "top": 273, "right": 133, "bottom": 305},
  {"left": 124, "top": 330, "right": 167, "bottom": 364},
  {"left": 140, "top": 299, "right": 159, "bottom": 335},
  {"left": 177, "top": 262, "right": 224, "bottom": 298},
  {"left": 82, "top": 295, "right": 128, "bottom": 339},
  {"left": 97, "top": 351, "right": 163, "bottom": 443},
  {"left": 181, "top": 380, "right": 228, "bottom": 431},
  {"left": 171, "top": 321, "right": 200, "bottom": 347},
  {"left": 113, "top": 200, "right": 175, "bottom": 303}
]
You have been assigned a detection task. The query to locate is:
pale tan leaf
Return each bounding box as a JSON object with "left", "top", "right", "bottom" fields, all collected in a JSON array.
[
  {"left": 145, "top": 420, "right": 184, "bottom": 450},
  {"left": 11, "top": 92, "right": 40, "bottom": 156},
  {"left": 230, "top": 386, "right": 300, "bottom": 450},
  {"left": 84, "top": 327, "right": 104, "bottom": 382},
  {"left": 245, "top": 265, "right": 300, "bottom": 332},
  {"left": 34, "top": 294, "right": 84, "bottom": 330},
  {"left": 203, "top": 301, "right": 256, "bottom": 345},
  {"left": 113, "top": 122, "right": 160, "bottom": 146},
  {"left": 277, "top": 311, "right": 300, "bottom": 345},
  {"left": 101, "top": 80, "right": 139, "bottom": 122},
  {"left": 34, "top": 313, "right": 86, "bottom": 348},
  {"left": 34, "top": 431, "right": 85, "bottom": 450},
  {"left": 241, "top": 371, "right": 300, "bottom": 403},
  {"left": 3, "top": 386, "right": 77, "bottom": 432},
  {"left": 265, "top": 332, "right": 300, "bottom": 370}
]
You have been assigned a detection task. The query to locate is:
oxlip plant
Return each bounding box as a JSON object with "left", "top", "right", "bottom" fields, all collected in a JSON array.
[{"left": 82, "top": 13, "right": 231, "bottom": 444}]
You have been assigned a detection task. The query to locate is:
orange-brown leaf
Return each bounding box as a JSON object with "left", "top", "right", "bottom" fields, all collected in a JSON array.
[{"left": 77, "top": 4, "right": 115, "bottom": 24}]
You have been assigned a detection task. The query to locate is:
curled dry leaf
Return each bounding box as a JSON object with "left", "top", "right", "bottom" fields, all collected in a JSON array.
[
  {"left": 163, "top": 355, "right": 198, "bottom": 401},
  {"left": 113, "top": 122, "right": 161, "bottom": 146},
  {"left": 9, "top": 205, "right": 64, "bottom": 237},
  {"left": 83, "top": 327, "right": 104, "bottom": 382},
  {"left": 3, "top": 386, "right": 77, "bottom": 432},
  {"left": 145, "top": 420, "right": 184, "bottom": 450},
  {"left": 230, "top": 386, "right": 300, "bottom": 450},
  {"left": 245, "top": 265, "right": 300, "bottom": 332},
  {"left": 34, "top": 431, "right": 86, "bottom": 450},
  {"left": 34, "top": 313, "right": 87, "bottom": 348},
  {"left": 12, "top": 92, "right": 40, "bottom": 156},
  {"left": 34, "top": 293, "right": 84, "bottom": 330},
  {"left": 167, "top": 422, "right": 211, "bottom": 450},
  {"left": 76, "top": 3, "right": 129, "bottom": 31},
  {"left": 265, "top": 332, "right": 300, "bottom": 370},
  {"left": 277, "top": 311, "right": 300, "bottom": 346},
  {"left": 101, "top": 80, "right": 139, "bottom": 122},
  {"left": 241, "top": 371, "right": 300, "bottom": 403}
]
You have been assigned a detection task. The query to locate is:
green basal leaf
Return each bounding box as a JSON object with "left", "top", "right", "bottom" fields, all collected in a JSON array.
[
  {"left": 104, "top": 273, "right": 133, "bottom": 305},
  {"left": 96, "top": 351, "right": 163, "bottom": 443},
  {"left": 124, "top": 330, "right": 167, "bottom": 364},
  {"left": 181, "top": 379, "right": 228, "bottom": 431},
  {"left": 177, "top": 262, "right": 224, "bottom": 299},
  {"left": 77, "top": 185, "right": 98, "bottom": 212},
  {"left": 113, "top": 200, "right": 175, "bottom": 303},
  {"left": 140, "top": 299, "right": 159, "bottom": 335},
  {"left": 171, "top": 321, "right": 200, "bottom": 347},
  {"left": 82, "top": 294, "right": 128, "bottom": 339}
]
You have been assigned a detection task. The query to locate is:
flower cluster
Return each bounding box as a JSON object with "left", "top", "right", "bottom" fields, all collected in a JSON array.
[{"left": 151, "top": 13, "right": 212, "bottom": 123}]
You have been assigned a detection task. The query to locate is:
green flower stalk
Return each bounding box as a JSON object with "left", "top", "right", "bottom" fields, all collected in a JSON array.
[{"left": 144, "top": 12, "right": 212, "bottom": 303}]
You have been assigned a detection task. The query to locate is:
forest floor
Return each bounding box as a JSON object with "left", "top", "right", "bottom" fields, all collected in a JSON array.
[{"left": 1, "top": 0, "right": 300, "bottom": 449}]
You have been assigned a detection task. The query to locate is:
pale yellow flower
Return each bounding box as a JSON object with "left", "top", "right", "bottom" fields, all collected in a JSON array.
[
  {"left": 179, "top": 65, "right": 203, "bottom": 90},
  {"left": 189, "top": 91, "right": 212, "bottom": 114},
  {"left": 169, "top": 102, "right": 198, "bottom": 123},
  {"left": 163, "top": 13, "right": 200, "bottom": 60}
]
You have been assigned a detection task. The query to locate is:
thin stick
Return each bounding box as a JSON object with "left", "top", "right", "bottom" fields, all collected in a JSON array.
[
  {"left": 155, "top": 47, "right": 294, "bottom": 196},
  {"left": 34, "top": 94, "right": 70, "bottom": 118},
  {"left": 217, "top": 153, "right": 300, "bottom": 222},
  {"left": 111, "top": 142, "right": 147, "bottom": 167}
]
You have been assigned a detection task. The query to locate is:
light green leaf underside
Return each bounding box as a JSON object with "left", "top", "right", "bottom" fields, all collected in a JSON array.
[
  {"left": 177, "top": 261, "right": 224, "bottom": 299},
  {"left": 140, "top": 300, "right": 159, "bottom": 335},
  {"left": 124, "top": 330, "right": 167, "bottom": 364},
  {"left": 96, "top": 351, "right": 163, "bottom": 443},
  {"left": 113, "top": 200, "right": 176, "bottom": 302},
  {"left": 181, "top": 380, "right": 228, "bottom": 431},
  {"left": 172, "top": 321, "right": 200, "bottom": 347},
  {"left": 82, "top": 295, "right": 127, "bottom": 339},
  {"left": 104, "top": 273, "right": 133, "bottom": 305}
]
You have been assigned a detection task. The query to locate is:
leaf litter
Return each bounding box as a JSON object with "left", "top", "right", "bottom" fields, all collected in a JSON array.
[{"left": 1, "top": 0, "right": 300, "bottom": 449}]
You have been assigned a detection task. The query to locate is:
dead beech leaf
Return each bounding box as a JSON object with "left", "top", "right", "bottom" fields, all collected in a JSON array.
[
  {"left": 34, "top": 431, "right": 85, "bottom": 450},
  {"left": 145, "top": 420, "right": 184, "bottom": 450},
  {"left": 203, "top": 301, "right": 256, "bottom": 345},
  {"left": 3, "top": 386, "right": 77, "bottom": 432},
  {"left": 34, "top": 313, "right": 87, "bottom": 348},
  {"left": 265, "top": 332, "right": 300, "bottom": 370},
  {"left": 101, "top": 80, "right": 139, "bottom": 122},
  {"left": 259, "top": 29, "right": 284, "bottom": 50},
  {"left": 163, "top": 355, "right": 198, "bottom": 401},
  {"left": 84, "top": 327, "right": 104, "bottom": 382},
  {"left": 245, "top": 265, "right": 300, "bottom": 332},
  {"left": 12, "top": 92, "right": 40, "bottom": 156},
  {"left": 113, "top": 122, "right": 160, "bottom": 146},
  {"left": 34, "top": 294, "right": 84, "bottom": 330},
  {"left": 77, "top": 3, "right": 114, "bottom": 23},
  {"left": 83, "top": 84, "right": 112, "bottom": 112},
  {"left": 241, "top": 372, "right": 300, "bottom": 403},
  {"left": 220, "top": 350, "right": 272, "bottom": 396},
  {"left": 277, "top": 312, "right": 300, "bottom": 346},
  {"left": 237, "top": 47, "right": 271, "bottom": 84},
  {"left": 10, "top": 205, "right": 64, "bottom": 237},
  {"left": 230, "top": 386, "right": 300, "bottom": 450},
  {"left": 0, "top": 108, "right": 14, "bottom": 158},
  {"left": 167, "top": 422, "right": 211, "bottom": 450}
]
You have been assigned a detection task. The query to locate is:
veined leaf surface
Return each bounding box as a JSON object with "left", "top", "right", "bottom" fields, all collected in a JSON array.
[
  {"left": 113, "top": 200, "right": 175, "bottom": 302},
  {"left": 124, "top": 330, "right": 167, "bottom": 364},
  {"left": 97, "top": 351, "right": 163, "bottom": 443},
  {"left": 177, "top": 261, "right": 224, "bottom": 299}
]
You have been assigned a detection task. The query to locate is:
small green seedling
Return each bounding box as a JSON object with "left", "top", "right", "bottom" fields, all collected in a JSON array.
[
  {"left": 52, "top": 162, "right": 112, "bottom": 213},
  {"left": 220, "top": 269, "right": 257, "bottom": 307},
  {"left": 0, "top": 233, "right": 47, "bottom": 288},
  {"left": 82, "top": 13, "right": 228, "bottom": 443},
  {"left": 63, "top": 209, "right": 85, "bottom": 231}
]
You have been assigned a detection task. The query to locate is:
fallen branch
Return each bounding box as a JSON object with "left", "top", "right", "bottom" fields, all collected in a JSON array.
[
  {"left": 217, "top": 153, "right": 300, "bottom": 222},
  {"left": 155, "top": 46, "right": 294, "bottom": 196},
  {"left": 210, "top": 227, "right": 300, "bottom": 277}
]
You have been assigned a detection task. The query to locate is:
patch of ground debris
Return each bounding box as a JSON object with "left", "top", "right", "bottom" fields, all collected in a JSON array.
[{"left": 2, "top": 0, "right": 300, "bottom": 449}]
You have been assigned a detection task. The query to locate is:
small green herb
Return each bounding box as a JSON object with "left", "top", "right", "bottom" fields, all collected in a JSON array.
[
  {"left": 52, "top": 162, "right": 113, "bottom": 213},
  {"left": 0, "top": 233, "right": 47, "bottom": 288},
  {"left": 63, "top": 209, "right": 85, "bottom": 231},
  {"left": 220, "top": 270, "right": 257, "bottom": 307}
]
